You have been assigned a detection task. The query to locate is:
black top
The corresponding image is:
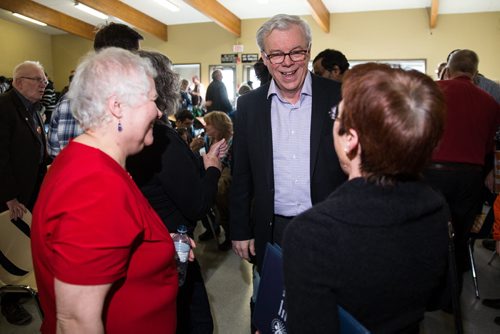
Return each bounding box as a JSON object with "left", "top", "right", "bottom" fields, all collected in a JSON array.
[
  {"left": 127, "top": 121, "right": 220, "bottom": 234},
  {"left": 205, "top": 80, "right": 233, "bottom": 114},
  {"left": 283, "top": 177, "right": 449, "bottom": 334}
]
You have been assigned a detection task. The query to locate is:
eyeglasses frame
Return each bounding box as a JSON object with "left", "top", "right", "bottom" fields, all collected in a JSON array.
[
  {"left": 20, "top": 76, "right": 48, "bottom": 85},
  {"left": 262, "top": 44, "right": 311, "bottom": 65}
]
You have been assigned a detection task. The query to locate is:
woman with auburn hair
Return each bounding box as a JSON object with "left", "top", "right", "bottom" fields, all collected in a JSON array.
[{"left": 283, "top": 63, "right": 449, "bottom": 334}]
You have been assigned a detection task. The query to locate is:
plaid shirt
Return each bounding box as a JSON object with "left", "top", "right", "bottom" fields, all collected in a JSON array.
[{"left": 47, "top": 97, "right": 82, "bottom": 158}]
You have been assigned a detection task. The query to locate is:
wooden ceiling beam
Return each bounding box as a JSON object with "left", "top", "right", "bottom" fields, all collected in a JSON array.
[
  {"left": 0, "top": 0, "right": 95, "bottom": 40},
  {"left": 78, "top": 0, "right": 168, "bottom": 41},
  {"left": 307, "top": 0, "right": 330, "bottom": 33},
  {"left": 183, "top": 0, "right": 241, "bottom": 37},
  {"left": 429, "top": 0, "right": 439, "bottom": 28}
]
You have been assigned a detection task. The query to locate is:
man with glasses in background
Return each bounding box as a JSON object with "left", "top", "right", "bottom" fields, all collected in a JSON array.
[
  {"left": 0, "top": 60, "right": 50, "bottom": 325},
  {"left": 230, "top": 14, "right": 346, "bottom": 331}
]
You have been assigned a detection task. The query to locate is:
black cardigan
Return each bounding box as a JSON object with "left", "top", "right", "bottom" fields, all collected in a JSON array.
[{"left": 283, "top": 177, "right": 449, "bottom": 334}]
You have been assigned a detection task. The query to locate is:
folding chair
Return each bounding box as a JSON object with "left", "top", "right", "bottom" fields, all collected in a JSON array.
[
  {"left": 467, "top": 206, "right": 495, "bottom": 299},
  {"left": 0, "top": 210, "right": 43, "bottom": 330}
]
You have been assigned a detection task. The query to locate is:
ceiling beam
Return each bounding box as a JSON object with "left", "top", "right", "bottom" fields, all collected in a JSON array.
[
  {"left": 78, "top": 0, "right": 168, "bottom": 41},
  {"left": 183, "top": 0, "right": 241, "bottom": 37},
  {"left": 0, "top": 0, "right": 95, "bottom": 40},
  {"left": 307, "top": 0, "right": 330, "bottom": 33},
  {"left": 429, "top": 0, "right": 439, "bottom": 28}
]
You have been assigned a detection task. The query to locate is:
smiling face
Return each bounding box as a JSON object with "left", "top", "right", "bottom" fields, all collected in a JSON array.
[
  {"left": 261, "top": 24, "right": 310, "bottom": 103},
  {"left": 122, "top": 77, "right": 161, "bottom": 152}
]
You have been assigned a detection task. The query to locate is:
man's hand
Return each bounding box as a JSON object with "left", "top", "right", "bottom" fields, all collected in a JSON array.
[
  {"left": 6, "top": 199, "right": 27, "bottom": 220},
  {"left": 232, "top": 239, "right": 255, "bottom": 261},
  {"left": 485, "top": 169, "right": 495, "bottom": 193}
]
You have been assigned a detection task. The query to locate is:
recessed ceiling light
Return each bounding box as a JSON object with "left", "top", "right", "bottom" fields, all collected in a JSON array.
[
  {"left": 75, "top": 2, "right": 109, "bottom": 20},
  {"left": 12, "top": 13, "right": 47, "bottom": 26},
  {"left": 155, "top": 0, "right": 180, "bottom": 12}
]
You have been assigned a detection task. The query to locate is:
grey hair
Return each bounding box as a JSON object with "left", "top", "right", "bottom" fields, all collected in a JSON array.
[
  {"left": 68, "top": 47, "right": 156, "bottom": 130},
  {"left": 137, "top": 50, "right": 180, "bottom": 116},
  {"left": 13, "top": 61, "right": 44, "bottom": 79},
  {"left": 256, "top": 14, "right": 312, "bottom": 51}
]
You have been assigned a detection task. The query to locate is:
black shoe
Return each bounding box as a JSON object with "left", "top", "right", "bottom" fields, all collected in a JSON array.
[
  {"left": 483, "top": 239, "right": 496, "bottom": 251},
  {"left": 1, "top": 302, "right": 32, "bottom": 326},
  {"left": 494, "top": 316, "right": 500, "bottom": 326},
  {"left": 198, "top": 228, "right": 220, "bottom": 242},
  {"left": 483, "top": 298, "right": 500, "bottom": 309},
  {"left": 218, "top": 238, "right": 232, "bottom": 251}
]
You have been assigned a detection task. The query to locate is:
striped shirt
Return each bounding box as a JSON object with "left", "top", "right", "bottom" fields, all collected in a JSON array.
[{"left": 47, "top": 97, "right": 82, "bottom": 158}]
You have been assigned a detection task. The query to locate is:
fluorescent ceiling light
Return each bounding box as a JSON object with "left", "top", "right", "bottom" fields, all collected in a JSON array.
[
  {"left": 75, "top": 2, "right": 109, "bottom": 20},
  {"left": 155, "top": 0, "right": 180, "bottom": 12},
  {"left": 12, "top": 13, "right": 47, "bottom": 26}
]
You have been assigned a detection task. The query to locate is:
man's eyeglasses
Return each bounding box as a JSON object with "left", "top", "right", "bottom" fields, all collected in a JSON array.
[
  {"left": 329, "top": 104, "right": 341, "bottom": 122},
  {"left": 20, "top": 77, "right": 48, "bottom": 85},
  {"left": 263, "top": 48, "right": 310, "bottom": 65}
]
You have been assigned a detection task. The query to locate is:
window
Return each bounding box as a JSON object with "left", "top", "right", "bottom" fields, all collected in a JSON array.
[
  {"left": 172, "top": 63, "right": 201, "bottom": 83},
  {"left": 243, "top": 64, "right": 261, "bottom": 89}
]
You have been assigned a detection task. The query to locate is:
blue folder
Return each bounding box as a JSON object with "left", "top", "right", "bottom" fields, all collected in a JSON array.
[{"left": 253, "top": 243, "right": 371, "bottom": 334}]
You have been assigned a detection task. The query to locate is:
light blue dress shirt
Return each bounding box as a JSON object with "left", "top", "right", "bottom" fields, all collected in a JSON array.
[{"left": 268, "top": 72, "right": 313, "bottom": 217}]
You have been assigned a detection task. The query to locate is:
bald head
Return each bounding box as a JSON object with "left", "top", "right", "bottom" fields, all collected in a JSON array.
[{"left": 12, "top": 61, "right": 47, "bottom": 103}]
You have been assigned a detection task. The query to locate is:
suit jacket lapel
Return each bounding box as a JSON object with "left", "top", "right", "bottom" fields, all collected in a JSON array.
[
  {"left": 260, "top": 86, "right": 274, "bottom": 186},
  {"left": 309, "top": 75, "right": 329, "bottom": 176},
  {"left": 11, "top": 91, "right": 45, "bottom": 147}
]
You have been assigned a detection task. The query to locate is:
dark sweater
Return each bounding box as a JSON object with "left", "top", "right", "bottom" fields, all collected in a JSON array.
[
  {"left": 283, "top": 177, "right": 449, "bottom": 334},
  {"left": 127, "top": 121, "right": 220, "bottom": 234}
]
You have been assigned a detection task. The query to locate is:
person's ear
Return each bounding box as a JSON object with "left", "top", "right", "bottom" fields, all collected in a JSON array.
[
  {"left": 345, "top": 128, "right": 360, "bottom": 159},
  {"left": 108, "top": 95, "right": 123, "bottom": 119}
]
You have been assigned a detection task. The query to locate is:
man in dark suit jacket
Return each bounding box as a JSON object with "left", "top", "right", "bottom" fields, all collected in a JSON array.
[
  {"left": 0, "top": 61, "right": 49, "bottom": 220},
  {"left": 230, "top": 14, "right": 346, "bottom": 271},
  {"left": 0, "top": 61, "right": 49, "bottom": 326}
]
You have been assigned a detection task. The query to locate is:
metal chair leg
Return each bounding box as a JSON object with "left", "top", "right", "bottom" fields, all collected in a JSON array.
[
  {"left": 205, "top": 208, "right": 221, "bottom": 245},
  {"left": 488, "top": 251, "right": 497, "bottom": 265},
  {"left": 467, "top": 238, "right": 480, "bottom": 299}
]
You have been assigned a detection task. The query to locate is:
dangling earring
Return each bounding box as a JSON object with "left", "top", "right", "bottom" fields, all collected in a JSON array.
[{"left": 118, "top": 121, "right": 123, "bottom": 132}]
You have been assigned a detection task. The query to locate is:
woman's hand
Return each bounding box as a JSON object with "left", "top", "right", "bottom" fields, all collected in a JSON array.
[
  {"left": 170, "top": 235, "right": 197, "bottom": 261},
  {"left": 188, "top": 237, "right": 197, "bottom": 262},
  {"left": 190, "top": 137, "right": 205, "bottom": 152},
  {"left": 209, "top": 138, "right": 228, "bottom": 160},
  {"left": 203, "top": 138, "right": 227, "bottom": 171}
]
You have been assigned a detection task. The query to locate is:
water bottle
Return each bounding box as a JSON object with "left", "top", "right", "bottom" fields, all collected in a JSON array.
[{"left": 172, "top": 225, "right": 190, "bottom": 287}]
